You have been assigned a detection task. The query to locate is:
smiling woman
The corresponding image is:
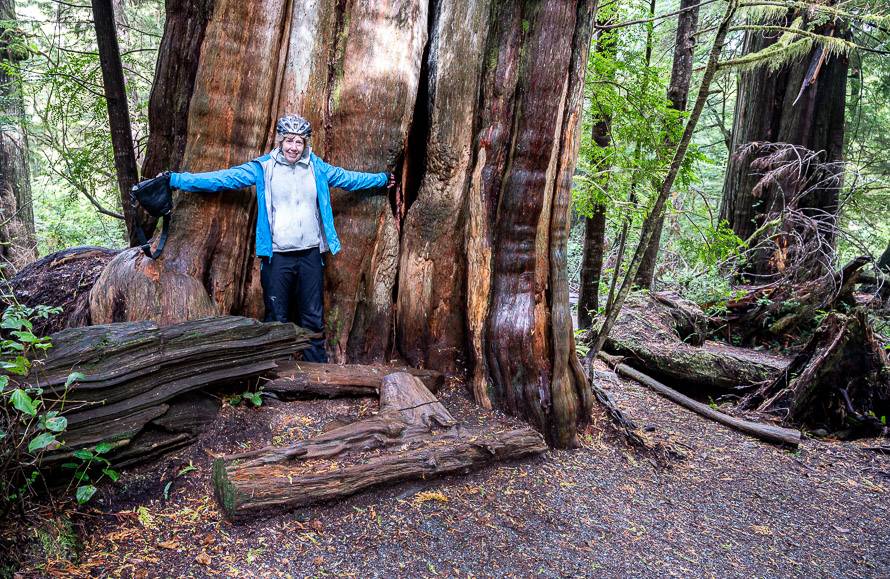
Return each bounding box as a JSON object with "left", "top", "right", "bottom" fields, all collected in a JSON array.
[{"left": 157, "top": 113, "right": 392, "bottom": 362}]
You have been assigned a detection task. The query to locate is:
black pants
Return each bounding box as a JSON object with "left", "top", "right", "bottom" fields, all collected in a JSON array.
[{"left": 261, "top": 247, "right": 327, "bottom": 362}]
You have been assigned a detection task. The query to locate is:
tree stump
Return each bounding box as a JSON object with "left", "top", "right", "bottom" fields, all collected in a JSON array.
[
  {"left": 740, "top": 310, "right": 889, "bottom": 436},
  {"left": 212, "top": 372, "right": 547, "bottom": 521},
  {"left": 3, "top": 246, "right": 119, "bottom": 335}
]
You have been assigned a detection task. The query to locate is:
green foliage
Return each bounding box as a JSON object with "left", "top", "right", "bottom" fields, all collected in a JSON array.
[
  {"left": 17, "top": 0, "right": 164, "bottom": 254},
  {"left": 226, "top": 387, "right": 265, "bottom": 408},
  {"left": 0, "top": 300, "right": 119, "bottom": 518}
]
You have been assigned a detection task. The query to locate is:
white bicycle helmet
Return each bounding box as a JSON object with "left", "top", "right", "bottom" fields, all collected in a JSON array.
[{"left": 276, "top": 114, "right": 312, "bottom": 138}]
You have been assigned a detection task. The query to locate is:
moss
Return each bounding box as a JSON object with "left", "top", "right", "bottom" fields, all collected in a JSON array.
[
  {"left": 211, "top": 459, "right": 240, "bottom": 518},
  {"left": 32, "top": 514, "right": 81, "bottom": 564}
]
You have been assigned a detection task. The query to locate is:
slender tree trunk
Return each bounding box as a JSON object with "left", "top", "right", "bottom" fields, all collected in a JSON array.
[
  {"left": 719, "top": 11, "right": 848, "bottom": 279},
  {"left": 91, "top": 0, "right": 596, "bottom": 448},
  {"left": 0, "top": 0, "right": 35, "bottom": 275},
  {"left": 578, "top": 205, "right": 606, "bottom": 329},
  {"left": 577, "top": 15, "right": 616, "bottom": 330},
  {"left": 589, "top": 0, "right": 738, "bottom": 361},
  {"left": 634, "top": 0, "right": 700, "bottom": 288},
  {"left": 91, "top": 0, "right": 140, "bottom": 246}
]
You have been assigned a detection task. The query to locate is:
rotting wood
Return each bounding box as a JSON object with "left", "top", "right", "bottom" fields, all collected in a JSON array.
[
  {"left": 600, "top": 352, "right": 801, "bottom": 447},
  {"left": 5, "top": 316, "right": 311, "bottom": 471},
  {"left": 603, "top": 292, "right": 789, "bottom": 390},
  {"left": 263, "top": 360, "right": 443, "bottom": 398},
  {"left": 212, "top": 372, "right": 548, "bottom": 521},
  {"left": 740, "top": 310, "right": 889, "bottom": 437}
]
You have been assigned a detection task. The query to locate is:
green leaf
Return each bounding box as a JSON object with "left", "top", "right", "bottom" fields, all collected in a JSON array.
[
  {"left": 94, "top": 442, "right": 113, "bottom": 454},
  {"left": 28, "top": 432, "right": 57, "bottom": 453},
  {"left": 44, "top": 415, "right": 67, "bottom": 432},
  {"left": 75, "top": 485, "right": 97, "bottom": 504},
  {"left": 102, "top": 468, "right": 119, "bottom": 482},
  {"left": 65, "top": 372, "right": 86, "bottom": 388},
  {"left": 73, "top": 449, "right": 94, "bottom": 460},
  {"left": 1, "top": 316, "right": 26, "bottom": 330},
  {"left": 61, "top": 462, "right": 79, "bottom": 469},
  {"left": 0, "top": 375, "right": 8, "bottom": 391},
  {"left": 177, "top": 464, "right": 197, "bottom": 477},
  {"left": 1, "top": 356, "right": 30, "bottom": 375},
  {"left": 11, "top": 330, "right": 38, "bottom": 344},
  {"left": 10, "top": 389, "right": 37, "bottom": 415},
  {"left": 163, "top": 480, "right": 172, "bottom": 500}
]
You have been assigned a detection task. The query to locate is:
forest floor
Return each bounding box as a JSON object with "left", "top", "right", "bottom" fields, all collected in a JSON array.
[{"left": 5, "top": 362, "right": 889, "bottom": 578}]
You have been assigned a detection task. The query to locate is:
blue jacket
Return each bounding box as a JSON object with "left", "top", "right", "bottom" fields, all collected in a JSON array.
[{"left": 170, "top": 151, "right": 387, "bottom": 257}]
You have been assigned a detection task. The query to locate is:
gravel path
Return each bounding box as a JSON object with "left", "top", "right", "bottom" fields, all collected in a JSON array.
[{"left": 7, "top": 366, "right": 889, "bottom": 578}]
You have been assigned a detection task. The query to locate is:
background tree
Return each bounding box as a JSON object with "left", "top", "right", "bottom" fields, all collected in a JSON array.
[
  {"left": 0, "top": 0, "right": 35, "bottom": 275},
  {"left": 719, "top": 5, "right": 849, "bottom": 280}
]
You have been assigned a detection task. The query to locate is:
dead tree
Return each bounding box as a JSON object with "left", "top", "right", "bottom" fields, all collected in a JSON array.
[
  {"left": 720, "top": 12, "right": 848, "bottom": 280},
  {"left": 740, "top": 310, "right": 889, "bottom": 437},
  {"left": 7, "top": 316, "right": 311, "bottom": 472},
  {"left": 212, "top": 372, "right": 548, "bottom": 521}
]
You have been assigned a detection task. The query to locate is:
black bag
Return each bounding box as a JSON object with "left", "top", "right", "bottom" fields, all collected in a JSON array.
[{"left": 130, "top": 172, "right": 173, "bottom": 259}]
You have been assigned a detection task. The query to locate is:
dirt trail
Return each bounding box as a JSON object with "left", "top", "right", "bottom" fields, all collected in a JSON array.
[{"left": 7, "top": 366, "right": 889, "bottom": 577}]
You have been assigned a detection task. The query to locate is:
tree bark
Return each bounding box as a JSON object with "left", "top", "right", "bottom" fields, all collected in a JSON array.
[
  {"left": 91, "top": 0, "right": 141, "bottom": 246},
  {"left": 90, "top": 0, "right": 598, "bottom": 448},
  {"left": 633, "top": 0, "right": 700, "bottom": 289},
  {"left": 719, "top": 12, "right": 848, "bottom": 279},
  {"left": 0, "top": 0, "right": 36, "bottom": 275},
  {"left": 263, "top": 360, "right": 443, "bottom": 398},
  {"left": 212, "top": 372, "right": 547, "bottom": 521}
]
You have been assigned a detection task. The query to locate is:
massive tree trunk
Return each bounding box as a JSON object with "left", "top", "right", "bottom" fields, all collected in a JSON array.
[
  {"left": 90, "top": 0, "right": 596, "bottom": 447},
  {"left": 0, "top": 0, "right": 36, "bottom": 275},
  {"left": 719, "top": 15, "right": 848, "bottom": 280},
  {"left": 633, "top": 0, "right": 700, "bottom": 289}
]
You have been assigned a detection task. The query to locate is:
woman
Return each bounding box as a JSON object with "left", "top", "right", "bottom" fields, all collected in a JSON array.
[{"left": 169, "top": 114, "right": 395, "bottom": 362}]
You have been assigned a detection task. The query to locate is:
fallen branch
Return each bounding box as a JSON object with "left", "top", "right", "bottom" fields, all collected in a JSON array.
[{"left": 600, "top": 352, "right": 801, "bottom": 447}]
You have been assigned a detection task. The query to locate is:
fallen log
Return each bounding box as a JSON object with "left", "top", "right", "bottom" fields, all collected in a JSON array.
[
  {"left": 605, "top": 292, "right": 789, "bottom": 391},
  {"left": 263, "top": 360, "right": 444, "bottom": 398},
  {"left": 8, "top": 316, "right": 311, "bottom": 470},
  {"left": 212, "top": 372, "right": 547, "bottom": 521},
  {"left": 740, "top": 310, "right": 889, "bottom": 437},
  {"left": 600, "top": 353, "right": 801, "bottom": 447},
  {"left": 2, "top": 246, "right": 119, "bottom": 335},
  {"left": 722, "top": 256, "right": 870, "bottom": 341}
]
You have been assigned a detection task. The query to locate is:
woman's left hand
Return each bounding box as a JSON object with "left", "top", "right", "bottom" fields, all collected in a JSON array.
[{"left": 387, "top": 172, "right": 397, "bottom": 188}]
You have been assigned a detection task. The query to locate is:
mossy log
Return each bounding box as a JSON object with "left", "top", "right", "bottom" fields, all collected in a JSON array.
[
  {"left": 740, "top": 310, "right": 889, "bottom": 437},
  {"left": 212, "top": 372, "right": 547, "bottom": 522},
  {"left": 9, "top": 316, "right": 311, "bottom": 470},
  {"left": 262, "top": 360, "right": 444, "bottom": 398},
  {"left": 605, "top": 292, "right": 789, "bottom": 391}
]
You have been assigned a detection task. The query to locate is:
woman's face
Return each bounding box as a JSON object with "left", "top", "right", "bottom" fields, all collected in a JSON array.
[{"left": 281, "top": 134, "right": 306, "bottom": 163}]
